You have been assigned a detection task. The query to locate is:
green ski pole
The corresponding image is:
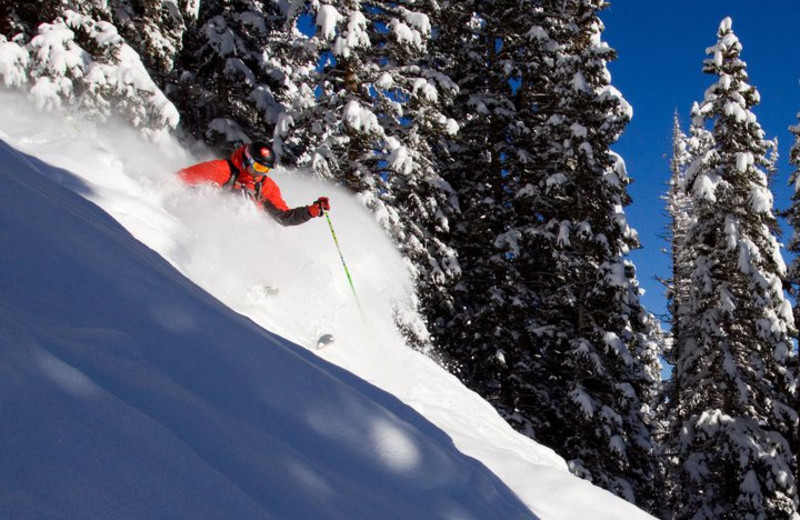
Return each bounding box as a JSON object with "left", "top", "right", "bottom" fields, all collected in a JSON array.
[{"left": 324, "top": 211, "right": 367, "bottom": 322}]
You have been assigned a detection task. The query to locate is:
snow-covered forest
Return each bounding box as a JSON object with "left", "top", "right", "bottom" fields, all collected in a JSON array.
[{"left": 3, "top": 1, "right": 800, "bottom": 518}]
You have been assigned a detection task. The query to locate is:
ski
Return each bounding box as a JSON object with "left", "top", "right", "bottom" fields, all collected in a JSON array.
[{"left": 316, "top": 333, "right": 336, "bottom": 350}]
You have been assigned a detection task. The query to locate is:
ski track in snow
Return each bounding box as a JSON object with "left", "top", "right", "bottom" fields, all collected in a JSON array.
[{"left": 0, "top": 91, "right": 656, "bottom": 520}]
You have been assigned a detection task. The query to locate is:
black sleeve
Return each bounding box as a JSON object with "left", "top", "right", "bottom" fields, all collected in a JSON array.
[{"left": 262, "top": 200, "right": 314, "bottom": 226}]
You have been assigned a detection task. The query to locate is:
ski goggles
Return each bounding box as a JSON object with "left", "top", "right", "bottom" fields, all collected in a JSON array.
[{"left": 245, "top": 156, "right": 271, "bottom": 174}]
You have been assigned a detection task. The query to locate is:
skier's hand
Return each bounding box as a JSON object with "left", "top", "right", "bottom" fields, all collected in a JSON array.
[{"left": 308, "top": 197, "right": 330, "bottom": 218}]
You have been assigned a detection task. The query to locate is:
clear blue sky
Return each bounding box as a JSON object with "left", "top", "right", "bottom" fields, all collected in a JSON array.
[{"left": 601, "top": 1, "right": 800, "bottom": 323}]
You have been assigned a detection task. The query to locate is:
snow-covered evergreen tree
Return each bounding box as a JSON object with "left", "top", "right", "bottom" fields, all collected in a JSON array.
[
  {"left": 107, "top": 0, "right": 189, "bottom": 85},
  {"left": 431, "top": 0, "right": 548, "bottom": 410},
  {"left": 661, "top": 112, "right": 707, "bottom": 401},
  {"left": 664, "top": 17, "right": 799, "bottom": 519},
  {"left": 658, "top": 112, "right": 706, "bottom": 518},
  {"left": 434, "top": 0, "right": 663, "bottom": 511},
  {"left": 170, "top": 0, "right": 299, "bottom": 149},
  {"left": 0, "top": 0, "right": 179, "bottom": 139},
  {"left": 515, "top": 0, "right": 662, "bottom": 508},
  {"left": 664, "top": 114, "right": 692, "bottom": 348},
  {"left": 171, "top": 0, "right": 326, "bottom": 152},
  {"left": 784, "top": 118, "right": 800, "bottom": 316},
  {"left": 782, "top": 86, "right": 800, "bottom": 495}
]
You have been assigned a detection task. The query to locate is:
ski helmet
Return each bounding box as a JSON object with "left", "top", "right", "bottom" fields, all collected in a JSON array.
[{"left": 244, "top": 141, "right": 276, "bottom": 173}]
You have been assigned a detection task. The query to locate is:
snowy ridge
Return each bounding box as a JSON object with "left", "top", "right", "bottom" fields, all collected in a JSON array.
[{"left": 0, "top": 91, "right": 656, "bottom": 520}]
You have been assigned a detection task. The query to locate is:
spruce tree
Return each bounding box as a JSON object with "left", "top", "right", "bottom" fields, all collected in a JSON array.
[
  {"left": 431, "top": 0, "right": 548, "bottom": 412},
  {"left": 0, "top": 0, "right": 178, "bottom": 139},
  {"left": 661, "top": 111, "right": 711, "bottom": 404},
  {"left": 782, "top": 90, "right": 800, "bottom": 495},
  {"left": 664, "top": 114, "right": 692, "bottom": 364},
  {"left": 514, "top": 0, "right": 661, "bottom": 508},
  {"left": 171, "top": 0, "right": 298, "bottom": 149},
  {"left": 435, "top": 0, "right": 663, "bottom": 510},
  {"left": 659, "top": 110, "right": 714, "bottom": 517},
  {"left": 664, "top": 18, "right": 798, "bottom": 519},
  {"left": 107, "top": 0, "right": 190, "bottom": 86}
]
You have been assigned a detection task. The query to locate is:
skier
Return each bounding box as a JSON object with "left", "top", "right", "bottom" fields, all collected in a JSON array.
[{"left": 177, "top": 141, "right": 330, "bottom": 225}]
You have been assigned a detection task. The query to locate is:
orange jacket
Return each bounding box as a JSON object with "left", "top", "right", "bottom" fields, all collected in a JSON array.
[{"left": 178, "top": 145, "right": 312, "bottom": 226}]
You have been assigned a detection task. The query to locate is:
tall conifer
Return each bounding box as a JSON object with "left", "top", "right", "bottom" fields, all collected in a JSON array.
[
  {"left": 171, "top": 0, "right": 297, "bottom": 148},
  {"left": 435, "top": 0, "right": 663, "bottom": 509},
  {"left": 516, "top": 0, "right": 661, "bottom": 507},
  {"left": 664, "top": 18, "right": 798, "bottom": 519},
  {"left": 432, "top": 0, "right": 550, "bottom": 413}
]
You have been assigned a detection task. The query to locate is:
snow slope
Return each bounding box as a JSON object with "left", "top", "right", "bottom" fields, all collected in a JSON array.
[{"left": 0, "top": 91, "right": 657, "bottom": 520}]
